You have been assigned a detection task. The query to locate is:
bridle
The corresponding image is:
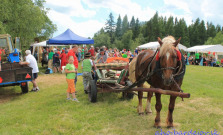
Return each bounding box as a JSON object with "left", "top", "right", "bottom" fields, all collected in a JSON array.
[{"left": 157, "top": 47, "right": 183, "bottom": 78}]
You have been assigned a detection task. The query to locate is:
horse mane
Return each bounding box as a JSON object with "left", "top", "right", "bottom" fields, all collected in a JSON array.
[{"left": 159, "top": 36, "right": 177, "bottom": 57}]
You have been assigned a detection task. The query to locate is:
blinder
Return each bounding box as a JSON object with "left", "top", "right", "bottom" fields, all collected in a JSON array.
[{"left": 156, "top": 49, "right": 181, "bottom": 62}]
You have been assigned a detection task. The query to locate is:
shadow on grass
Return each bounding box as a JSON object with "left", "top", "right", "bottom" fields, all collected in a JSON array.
[
  {"left": 0, "top": 87, "right": 22, "bottom": 104},
  {"left": 96, "top": 92, "right": 134, "bottom": 104}
]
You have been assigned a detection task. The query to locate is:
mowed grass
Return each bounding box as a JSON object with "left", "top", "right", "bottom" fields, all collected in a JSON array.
[{"left": 0, "top": 64, "right": 223, "bottom": 135}]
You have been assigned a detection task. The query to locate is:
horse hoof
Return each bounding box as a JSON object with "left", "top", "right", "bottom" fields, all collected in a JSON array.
[
  {"left": 138, "top": 112, "right": 144, "bottom": 115},
  {"left": 167, "top": 125, "right": 174, "bottom": 129},
  {"left": 145, "top": 111, "right": 152, "bottom": 115},
  {"left": 153, "top": 125, "right": 161, "bottom": 129}
]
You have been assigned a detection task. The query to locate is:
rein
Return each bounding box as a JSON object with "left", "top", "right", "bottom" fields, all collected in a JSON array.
[{"left": 106, "top": 48, "right": 185, "bottom": 98}]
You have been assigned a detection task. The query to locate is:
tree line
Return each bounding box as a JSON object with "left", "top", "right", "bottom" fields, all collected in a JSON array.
[
  {"left": 0, "top": 0, "right": 57, "bottom": 51},
  {"left": 93, "top": 12, "right": 223, "bottom": 50}
]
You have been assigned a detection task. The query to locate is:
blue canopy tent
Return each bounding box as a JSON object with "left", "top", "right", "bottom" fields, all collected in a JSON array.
[{"left": 47, "top": 29, "right": 94, "bottom": 45}]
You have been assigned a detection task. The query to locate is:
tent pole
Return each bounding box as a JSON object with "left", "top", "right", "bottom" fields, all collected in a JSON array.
[
  {"left": 32, "top": 46, "right": 35, "bottom": 55},
  {"left": 38, "top": 46, "right": 40, "bottom": 63}
]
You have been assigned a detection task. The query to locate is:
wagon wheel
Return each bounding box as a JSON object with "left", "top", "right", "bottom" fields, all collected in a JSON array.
[
  {"left": 122, "top": 81, "right": 134, "bottom": 100},
  {"left": 88, "top": 80, "right": 97, "bottom": 103},
  {"left": 20, "top": 82, "right": 29, "bottom": 93}
]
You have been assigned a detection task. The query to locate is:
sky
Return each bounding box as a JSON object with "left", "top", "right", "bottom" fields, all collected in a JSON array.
[{"left": 45, "top": 0, "right": 223, "bottom": 38}]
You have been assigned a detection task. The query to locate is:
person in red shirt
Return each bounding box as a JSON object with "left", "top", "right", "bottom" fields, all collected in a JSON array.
[
  {"left": 221, "top": 58, "right": 223, "bottom": 64},
  {"left": 60, "top": 50, "right": 67, "bottom": 70},
  {"left": 67, "top": 46, "right": 78, "bottom": 69},
  {"left": 67, "top": 45, "right": 78, "bottom": 88},
  {"left": 57, "top": 49, "right": 61, "bottom": 55},
  {"left": 88, "top": 46, "right": 95, "bottom": 56}
]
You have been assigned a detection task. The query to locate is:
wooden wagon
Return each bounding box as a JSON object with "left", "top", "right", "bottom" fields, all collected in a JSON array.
[{"left": 87, "top": 58, "right": 190, "bottom": 103}]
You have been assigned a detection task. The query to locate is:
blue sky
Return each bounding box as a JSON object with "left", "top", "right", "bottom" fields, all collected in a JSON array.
[{"left": 45, "top": 0, "right": 223, "bottom": 38}]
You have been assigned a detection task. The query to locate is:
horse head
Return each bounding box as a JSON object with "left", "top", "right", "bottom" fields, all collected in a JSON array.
[{"left": 157, "top": 36, "right": 181, "bottom": 86}]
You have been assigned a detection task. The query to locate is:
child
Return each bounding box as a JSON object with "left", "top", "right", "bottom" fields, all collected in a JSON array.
[
  {"left": 65, "top": 56, "right": 79, "bottom": 102},
  {"left": 82, "top": 53, "right": 93, "bottom": 94}
]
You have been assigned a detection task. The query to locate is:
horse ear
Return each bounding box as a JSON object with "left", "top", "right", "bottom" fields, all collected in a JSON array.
[
  {"left": 158, "top": 37, "right": 163, "bottom": 46},
  {"left": 173, "top": 37, "right": 181, "bottom": 47}
]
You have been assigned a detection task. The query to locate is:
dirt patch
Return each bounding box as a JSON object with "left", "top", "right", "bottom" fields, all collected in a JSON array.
[
  {"left": 217, "top": 120, "right": 223, "bottom": 134},
  {"left": 0, "top": 74, "right": 67, "bottom": 104},
  {"left": 176, "top": 97, "right": 223, "bottom": 115},
  {"left": 37, "top": 74, "right": 66, "bottom": 87}
]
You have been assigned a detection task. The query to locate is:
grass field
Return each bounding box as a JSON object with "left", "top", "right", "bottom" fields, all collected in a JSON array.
[{"left": 0, "top": 64, "right": 222, "bottom": 135}]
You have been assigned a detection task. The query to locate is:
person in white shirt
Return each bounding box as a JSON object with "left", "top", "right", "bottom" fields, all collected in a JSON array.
[{"left": 19, "top": 50, "right": 39, "bottom": 91}]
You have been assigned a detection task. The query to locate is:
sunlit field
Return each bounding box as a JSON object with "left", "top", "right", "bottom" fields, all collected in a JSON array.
[{"left": 0, "top": 64, "right": 222, "bottom": 135}]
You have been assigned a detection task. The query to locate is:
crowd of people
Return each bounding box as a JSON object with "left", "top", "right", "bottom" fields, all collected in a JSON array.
[
  {"left": 184, "top": 52, "right": 223, "bottom": 67},
  {"left": 36, "top": 45, "right": 144, "bottom": 102},
  {"left": 40, "top": 45, "right": 143, "bottom": 73},
  {"left": 10, "top": 45, "right": 223, "bottom": 102}
]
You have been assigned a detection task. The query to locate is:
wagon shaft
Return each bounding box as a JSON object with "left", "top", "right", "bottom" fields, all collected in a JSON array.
[{"left": 119, "top": 88, "right": 190, "bottom": 98}]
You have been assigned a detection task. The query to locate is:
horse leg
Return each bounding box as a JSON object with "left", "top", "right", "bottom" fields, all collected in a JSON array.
[
  {"left": 137, "top": 85, "right": 144, "bottom": 115},
  {"left": 166, "top": 96, "right": 177, "bottom": 128},
  {"left": 154, "top": 93, "right": 162, "bottom": 128},
  {"left": 145, "top": 92, "right": 153, "bottom": 114}
]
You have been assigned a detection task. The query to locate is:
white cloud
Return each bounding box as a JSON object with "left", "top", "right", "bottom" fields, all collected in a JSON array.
[
  {"left": 48, "top": 10, "right": 104, "bottom": 38},
  {"left": 162, "top": 0, "right": 223, "bottom": 25},
  {"left": 163, "top": 0, "right": 191, "bottom": 14},
  {"left": 82, "top": 0, "right": 156, "bottom": 21},
  {"left": 46, "top": 0, "right": 96, "bottom": 18},
  {"left": 45, "top": 0, "right": 223, "bottom": 38}
]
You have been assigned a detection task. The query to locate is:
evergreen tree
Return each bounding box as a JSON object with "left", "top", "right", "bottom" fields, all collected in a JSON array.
[
  {"left": 205, "top": 32, "right": 223, "bottom": 45},
  {"left": 105, "top": 12, "right": 115, "bottom": 43},
  {"left": 122, "top": 15, "right": 129, "bottom": 35},
  {"left": 158, "top": 16, "right": 165, "bottom": 37},
  {"left": 151, "top": 12, "right": 161, "bottom": 41},
  {"left": 94, "top": 12, "right": 223, "bottom": 49},
  {"left": 115, "top": 15, "right": 122, "bottom": 39},
  {"left": 133, "top": 18, "right": 140, "bottom": 39},
  {"left": 130, "top": 16, "right": 136, "bottom": 30},
  {"left": 175, "top": 19, "right": 190, "bottom": 46},
  {"left": 206, "top": 22, "right": 217, "bottom": 38},
  {"left": 198, "top": 20, "right": 207, "bottom": 44},
  {"left": 216, "top": 25, "right": 221, "bottom": 33},
  {"left": 165, "top": 16, "right": 175, "bottom": 36},
  {"left": 189, "top": 18, "right": 201, "bottom": 46},
  {"left": 121, "top": 30, "right": 133, "bottom": 50}
]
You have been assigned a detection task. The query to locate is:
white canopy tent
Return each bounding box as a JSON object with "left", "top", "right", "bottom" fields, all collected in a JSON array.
[
  {"left": 31, "top": 40, "right": 68, "bottom": 47},
  {"left": 187, "top": 45, "right": 223, "bottom": 60},
  {"left": 187, "top": 45, "right": 223, "bottom": 54},
  {"left": 138, "top": 41, "right": 188, "bottom": 51},
  {"left": 30, "top": 41, "right": 71, "bottom": 63},
  {"left": 31, "top": 41, "right": 47, "bottom": 47},
  {"left": 30, "top": 41, "right": 48, "bottom": 63}
]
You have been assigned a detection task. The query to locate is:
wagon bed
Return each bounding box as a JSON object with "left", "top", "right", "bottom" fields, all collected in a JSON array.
[
  {"left": 86, "top": 58, "right": 190, "bottom": 103},
  {"left": 0, "top": 63, "right": 32, "bottom": 93}
]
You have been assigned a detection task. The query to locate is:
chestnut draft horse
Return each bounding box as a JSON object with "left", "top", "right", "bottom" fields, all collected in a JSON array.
[{"left": 135, "top": 36, "right": 185, "bottom": 128}]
